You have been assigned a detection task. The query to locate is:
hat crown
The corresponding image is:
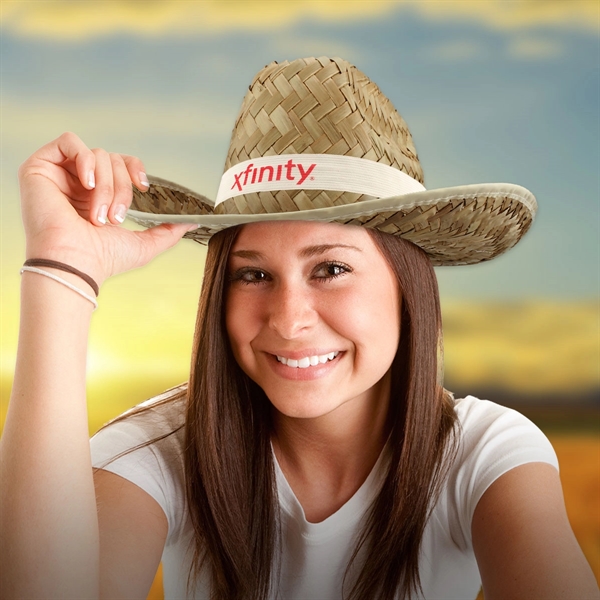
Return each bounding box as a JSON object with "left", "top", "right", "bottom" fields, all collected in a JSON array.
[{"left": 216, "top": 56, "right": 424, "bottom": 215}]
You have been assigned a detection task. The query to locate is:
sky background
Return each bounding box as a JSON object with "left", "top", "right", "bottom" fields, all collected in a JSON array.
[{"left": 1, "top": 0, "right": 598, "bottom": 415}]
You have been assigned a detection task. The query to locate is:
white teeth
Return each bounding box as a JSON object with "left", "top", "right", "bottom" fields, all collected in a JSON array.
[{"left": 276, "top": 351, "right": 340, "bottom": 368}]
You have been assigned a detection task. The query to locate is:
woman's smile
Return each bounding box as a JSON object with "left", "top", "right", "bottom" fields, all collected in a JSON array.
[
  {"left": 225, "top": 220, "right": 401, "bottom": 420},
  {"left": 275, "top": 350, "right": 340, "bottom": 368},
  {"left": 267, "top": 349, "right": 343, "bottom": 381}
]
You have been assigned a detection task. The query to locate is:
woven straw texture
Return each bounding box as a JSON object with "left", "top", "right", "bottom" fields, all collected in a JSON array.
[
  {"left": 129, "top": 56, "right": 536, "bottom": 266},
  {"left": 217, "top": 56, "right": 422, "bottom": 215},
  {"left": 131, "top": 176, "right": 214, "bottom": 217}
]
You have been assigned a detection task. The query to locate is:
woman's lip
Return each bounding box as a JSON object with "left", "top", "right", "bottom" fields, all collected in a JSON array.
[
  {"left": 266, "top": 349, "right": 342, "bottom": 360},
  {"left": 275, "top": 351, "right": 340, "bottom": 368},
  {"left": 265, "top": 351, "right": 343, "bottom": 380}
]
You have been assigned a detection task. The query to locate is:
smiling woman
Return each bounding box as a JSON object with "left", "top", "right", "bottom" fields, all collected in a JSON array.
[
  {"left": 1, "top": 56, "right": 598, "bottom": 600},
  {"left": 225, "top": 222, "right": 400, "bottom": 420}
]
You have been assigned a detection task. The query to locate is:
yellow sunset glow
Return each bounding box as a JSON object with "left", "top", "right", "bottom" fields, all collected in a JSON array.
[
  {"left": 2, "top": 0, "right": 597, "bottom": 41},
  {"left": 442, "top": 300, "right": 599, "bottom": 394}
]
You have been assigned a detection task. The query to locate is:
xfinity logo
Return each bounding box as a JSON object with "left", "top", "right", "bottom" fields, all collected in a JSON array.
[
  {"left": 231, "top": 159, "right": 316, "bottom": 192},
  {"left": 215, "top": 154, "right": 426, "bottom": 207}
]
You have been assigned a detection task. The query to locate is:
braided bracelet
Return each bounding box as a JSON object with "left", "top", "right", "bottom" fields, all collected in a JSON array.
[
  {"left": 20, "top": 266, "right": 98, "bottom": 310},
  {"left": 23, "top": 258, "right": 99, "bottom": 296}
]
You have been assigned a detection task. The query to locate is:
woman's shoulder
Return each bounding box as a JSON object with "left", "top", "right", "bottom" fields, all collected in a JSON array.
[
  {"left": 90, "top": 384, "right": 189, "bottom": 544},
  {"left": 452, "top": 393, "right": 523, "bottom": 422},
  {"left": 114, "top": 382, "right": 187, "bottom": 428},
  {"left": 449, "top": 394, "right": 558, "bottom": 469},
  {"left": 437, "top": 394, "right": 559, "bottom": 550},
  {"left": 92, "top": 383, "right": 187, "bottom": 447},
  {"left": 90, "top": 383, "right": 187, "bottom": 468}
]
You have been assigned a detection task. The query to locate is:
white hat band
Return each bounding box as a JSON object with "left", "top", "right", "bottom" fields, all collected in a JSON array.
[{"left": 215, "top": 154, "right": 426, "bottom": 207}]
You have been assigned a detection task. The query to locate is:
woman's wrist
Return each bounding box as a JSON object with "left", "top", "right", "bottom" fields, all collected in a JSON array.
[
  {"left": 22, "top": 259, "right": 100, "bottom": 296},
  {"left": 20, "top": 266, "right": 98, "bottom": 311},
  {"left": 20, "top": 265, "right": 98, "bottom": 315},
  {"left": 25, "top": 240, "right": 109, "bottom": 290}
]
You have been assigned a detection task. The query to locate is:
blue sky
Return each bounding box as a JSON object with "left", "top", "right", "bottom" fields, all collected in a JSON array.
[{"left": 1, "top": 1, "right": 598, "bottom": 299}]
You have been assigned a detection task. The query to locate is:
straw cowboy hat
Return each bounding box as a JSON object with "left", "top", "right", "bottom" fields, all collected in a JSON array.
[{"left": 127, "top": 56, "right": 536, "bottom": 266}]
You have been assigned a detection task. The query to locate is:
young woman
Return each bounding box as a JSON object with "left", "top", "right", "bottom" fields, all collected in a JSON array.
[{"left": 1, "top": 57, "right": 598, "bottom": 600}]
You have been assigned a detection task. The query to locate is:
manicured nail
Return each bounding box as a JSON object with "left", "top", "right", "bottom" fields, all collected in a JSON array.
[
  {"left": 88, "top": 170, "right": 96, "bottom": 189},
  {"left": 98, "top": 204, "right": 108, "bottom": 224},
  {"left": 115, "top": 205, "right": 127, "bottom": 223},
  {"left": 139, "top": 172, "right": 150, "bottom": 188}
]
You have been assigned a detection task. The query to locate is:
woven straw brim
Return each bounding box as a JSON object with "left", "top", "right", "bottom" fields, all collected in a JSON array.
[{"left": 128, "top": 177, "right": 536, "bottom": 267}]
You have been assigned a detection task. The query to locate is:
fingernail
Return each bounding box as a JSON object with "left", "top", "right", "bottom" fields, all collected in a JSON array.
[
  {"left": 139, "top": 172, "right": 150, "bottom": 188},
  {"left": 186, "top": 224, "right": 200, "bottom": 231},
  {"left": 98, "top": 204, "right": 108, "bottom": 225},
  {"left": 115, "top": 205, "right": 127, "bottom": 223},
  {"left": 88, "top": 170, "right": 96, "bottom": 189}
]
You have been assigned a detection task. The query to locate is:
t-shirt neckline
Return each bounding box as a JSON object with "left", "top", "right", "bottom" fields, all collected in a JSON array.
[{"left": 271, "top": 443, "right": 390, "bottom": 542}]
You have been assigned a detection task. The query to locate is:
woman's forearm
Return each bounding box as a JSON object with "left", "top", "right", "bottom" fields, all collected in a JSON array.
[
  {"left": 0, "top": 271, "right": 100, "bottom": 599},
  {"left": 2, "top": 131, "right": 191, "bottom": 599}
]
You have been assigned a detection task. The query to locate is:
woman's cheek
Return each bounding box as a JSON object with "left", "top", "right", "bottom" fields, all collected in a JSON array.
[{"left": 226, "top": 295, "right": 264, "bottom": 373}]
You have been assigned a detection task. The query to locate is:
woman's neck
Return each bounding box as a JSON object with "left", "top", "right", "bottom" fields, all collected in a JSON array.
[{"left": 270, "top": 373, "right": 392, "bottom": 522}]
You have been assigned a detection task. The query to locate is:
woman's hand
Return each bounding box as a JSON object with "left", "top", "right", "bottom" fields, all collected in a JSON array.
[{"left": 18, "top": 132, "right": 195, "bottom": 288}]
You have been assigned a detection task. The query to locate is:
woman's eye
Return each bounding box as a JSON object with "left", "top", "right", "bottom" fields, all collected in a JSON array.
[
  {"left": 313, "top": 262, "right": 351, "bottom": 280},
  {"left": 230, "top": 268, "right": 270, "bottom": 285}
]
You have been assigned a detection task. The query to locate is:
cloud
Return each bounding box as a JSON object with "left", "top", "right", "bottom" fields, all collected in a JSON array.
[
  {"left": 1, "top": 96, "right": 232, "bottom": 149},
  {"left": 507, "top": 37, "right": 565, "bottom": 59},
  {"left": 425, "top": 36, "right": 565, "bottom": 64},
  {"left": 1, "top": 0, "right": 597, "bottom": 41},
  {"left": 0, "top": 0, "right": 396, "bottom": 40},
  {"left": 1, "top": 96, "right": 235, "bottom": 198},
  {"left": 269, "top": 35, "right": 358, "bottom": 63},
  {"left": 416, "top": 0, "right": 598, "bottom": 33},
  {"left": 424, "top": 40, "right": 487, "bottom": 62}
]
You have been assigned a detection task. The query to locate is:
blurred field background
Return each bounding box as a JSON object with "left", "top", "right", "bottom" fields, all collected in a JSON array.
[{"left": 1, "top": 1, "right": 598, "bottom": 596}]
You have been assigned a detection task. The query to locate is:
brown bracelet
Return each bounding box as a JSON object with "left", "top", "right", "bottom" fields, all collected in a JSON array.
[{"left": 23, "top": 259, "right": 100, "bottom": 297}]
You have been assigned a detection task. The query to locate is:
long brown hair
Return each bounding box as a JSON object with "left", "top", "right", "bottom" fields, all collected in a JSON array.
[
  {"left": 345, "top": 228, "right": 458, "bottom": 599},
  {"left": 103, "top": 223, "right": 457, "bottom": 599},
  {"left": 183, "top": 224, "right": 457, "bottom": 599}
]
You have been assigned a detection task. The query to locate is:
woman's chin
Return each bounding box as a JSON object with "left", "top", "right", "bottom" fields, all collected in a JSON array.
[{"left": 267, "top": 392, "right": 350, "bottom": 421}]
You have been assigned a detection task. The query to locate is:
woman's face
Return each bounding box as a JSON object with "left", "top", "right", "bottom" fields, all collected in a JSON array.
[{"left": 225, "top": 221, "right": 401, "bottom": 421}]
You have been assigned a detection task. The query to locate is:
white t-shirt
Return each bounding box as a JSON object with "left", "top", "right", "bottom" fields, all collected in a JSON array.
[{"left": 90, "top": 394, "right": 558, "bottom": 599}]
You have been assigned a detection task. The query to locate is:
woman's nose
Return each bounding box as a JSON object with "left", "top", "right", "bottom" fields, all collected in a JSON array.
[{"left": 267, "top": 282, "right": 317, "bottom": 339}]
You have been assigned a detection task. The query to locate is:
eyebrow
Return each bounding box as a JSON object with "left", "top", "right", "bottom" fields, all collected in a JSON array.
[
  {"left": 299, "top": 244, "right": 362, "bottom": 258},
  {"left": 230, "top": 244, "right": 362, "bottom": 260}
]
